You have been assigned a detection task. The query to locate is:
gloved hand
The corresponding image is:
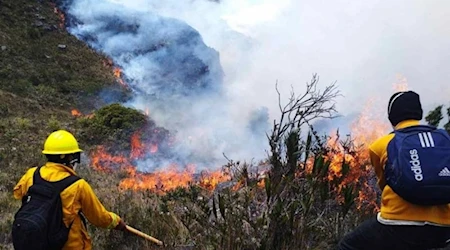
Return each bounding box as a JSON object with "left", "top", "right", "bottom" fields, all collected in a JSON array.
[{"left": 114, "top": 219, "right": 127, "bottom": 231}]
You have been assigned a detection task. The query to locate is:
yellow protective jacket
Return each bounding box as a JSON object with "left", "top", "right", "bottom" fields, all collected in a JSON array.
[
  {"left": 369, "top": 119, "right": 450, "bottom": 225},
  {"left": 13, "top": 162, "right": 121, "bottom": 250}
]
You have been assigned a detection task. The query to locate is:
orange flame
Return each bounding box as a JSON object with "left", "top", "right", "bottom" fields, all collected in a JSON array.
[
  {"left": 70, "top": 109, "right": 94, "bottom": 118},
  {"left": 257, "top": 178, "right": 265, "bottom": 189},
  {"left": 90, "top": 146, "right": 133, "bottom": 172},
  {"left": 113, "top": 67, "right": 121, "bottom": 78},
  {"left": 198, "top": 169, "right": 231, "bottom": 191},
  {"left": 89, "top": 130, "right": 231, "bottom": 193},
  {"left": 130, "top": 133, "right": 145, "bottom": 159},
  {"left": 113, "top": 67, "right": 127, "bottom": 87},
  {"left": 117, "top": 164, "right": 231, "bottom": 193},
  {"left": 130, "top": 132, "right": 158, "bottom": 157},
  {"left": 119, "top": 165, "right": 195, "bottom": 193},
  {"left": 71, "top": 109, "right": 82, "bottom": 117},
  {"left": 102, "top": 59, "right": 127, "bottom": 87},
  {"left": 231, "top": 179, "right": 245, "bottom": 191},
  {"left": 322, "top": 98, "right": 389, "bottom": 213}
]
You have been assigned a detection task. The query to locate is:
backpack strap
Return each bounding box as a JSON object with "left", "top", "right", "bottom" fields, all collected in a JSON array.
[
  {"left": 53, "top": 175, "right": 81, "bottom": 193},
  {"left": 32, "top": 166, "right": 81, "bottom": 193},
  {"left": 32, "top": 166, "right": 46, "bottom": 186}
]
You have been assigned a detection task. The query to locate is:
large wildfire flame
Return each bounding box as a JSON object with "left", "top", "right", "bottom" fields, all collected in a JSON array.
[
  {"left": 85, "top": 101, "right": 387, "bottom": 210},
  {"left": 321, "top": 77, "right": 410, "bottom": 212},
  {"left": 324, "top": 99, "right": 390, "bottom": 212},
  {"left": 89, "top": 142, "right": 231, "bottom": 193},
  {"left": 70, "top": 76, "right": 409, "bottom": 213}
]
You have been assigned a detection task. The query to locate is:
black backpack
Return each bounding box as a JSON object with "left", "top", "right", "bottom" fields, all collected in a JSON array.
[{"left": 12, "top": 166, "right": 81, "bottom": 250}]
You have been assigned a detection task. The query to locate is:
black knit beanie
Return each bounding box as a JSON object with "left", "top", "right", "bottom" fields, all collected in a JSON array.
[{"left": 388, "top": 91, "right": 423, "bottom": 126}]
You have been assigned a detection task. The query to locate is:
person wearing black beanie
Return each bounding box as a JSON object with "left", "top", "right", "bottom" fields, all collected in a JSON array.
[
  {"left": 387, "top": 91, "right": 423, "bottom": 127},
  {"left": 336, "top": 90, "right": 450, "bottom": 250}
]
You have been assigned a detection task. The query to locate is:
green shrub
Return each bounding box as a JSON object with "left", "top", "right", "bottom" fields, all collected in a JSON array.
[
  {"left": 6, "top": 80, "right": 32, "bottom": 96},
  {"left": 14, "top": 117, "right": 31, "bottom": 130},
  {"left": 77, "top": 103, "right": 147, "bottom": 151}
]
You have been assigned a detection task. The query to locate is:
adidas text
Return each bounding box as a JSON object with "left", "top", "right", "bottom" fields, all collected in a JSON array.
[{"left": 409, "top": 149, "right": 423, "bottom": 181}]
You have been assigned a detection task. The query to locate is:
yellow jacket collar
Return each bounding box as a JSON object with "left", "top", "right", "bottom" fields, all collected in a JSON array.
[
  {"left": 45, "top": 162, "right": 77, "bottom": 175},
  {"left": 394, "top": 119, "right": 420, "bottom": 130}
]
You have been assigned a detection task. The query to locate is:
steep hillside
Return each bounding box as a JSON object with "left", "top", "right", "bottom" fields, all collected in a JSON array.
[
  {"left": 0, "top": 0, "right": 130, "bottom": 111},
  {"left": 0, "top": 0, "right": 132, "bottom": 174}
]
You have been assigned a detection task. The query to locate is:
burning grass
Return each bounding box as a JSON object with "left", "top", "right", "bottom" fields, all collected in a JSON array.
[
  {"left": 88, "top": 108, "right": 383, "bottom": 210},
  {"left": 89, "top": 137, "right": 232, "bottom": 194},
  {"left": 70, "top": 76, "right": 390, "bottom": 249},
  {"left": 3, "top": 90, "right": 450, "bottom": 249}
]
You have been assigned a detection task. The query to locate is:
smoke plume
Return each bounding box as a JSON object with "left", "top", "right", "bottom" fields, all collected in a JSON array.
[{"left": 60, "top": 0, "right": 450, "bottom": 170}]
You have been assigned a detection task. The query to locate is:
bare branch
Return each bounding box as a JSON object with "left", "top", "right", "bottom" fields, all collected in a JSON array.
[{"left": 269, "top": 74, "right": 341, "bottom": 150}]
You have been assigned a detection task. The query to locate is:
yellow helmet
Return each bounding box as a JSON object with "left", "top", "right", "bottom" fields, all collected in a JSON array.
[{"left": 42, "top": 130, "right": 83, "bottom": 155}]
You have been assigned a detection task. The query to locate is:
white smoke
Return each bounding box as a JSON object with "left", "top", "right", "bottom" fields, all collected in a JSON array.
[
  {"left": 63, "top": 0, "right": 450, "bottom": 170},
  {"left": 109, "top": 0, "right": 450, "bottom": 108},
  {"left": 62, "top": 0, "right": 271, "bottom": 171}
]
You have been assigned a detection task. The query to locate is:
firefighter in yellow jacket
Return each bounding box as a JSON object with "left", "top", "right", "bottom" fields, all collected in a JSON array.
[
  {"left": 13, "top": 130, "right": 126, "bottom": 250},
  {"left": 337, "top": 91, "right": 450, "bottom": 250}
]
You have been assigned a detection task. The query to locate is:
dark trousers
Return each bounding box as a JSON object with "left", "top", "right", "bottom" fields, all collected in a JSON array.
[{"left": 336, "top": 217, "right": 450, "bottom": 250}]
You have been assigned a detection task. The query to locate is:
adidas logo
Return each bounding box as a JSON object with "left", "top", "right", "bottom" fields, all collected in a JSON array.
[
  {"left": 438, "top": 167, "right": 450, "bottom": 177},
  {"left": 418, "top": 132, "right": 435, "bottom": 148}
]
